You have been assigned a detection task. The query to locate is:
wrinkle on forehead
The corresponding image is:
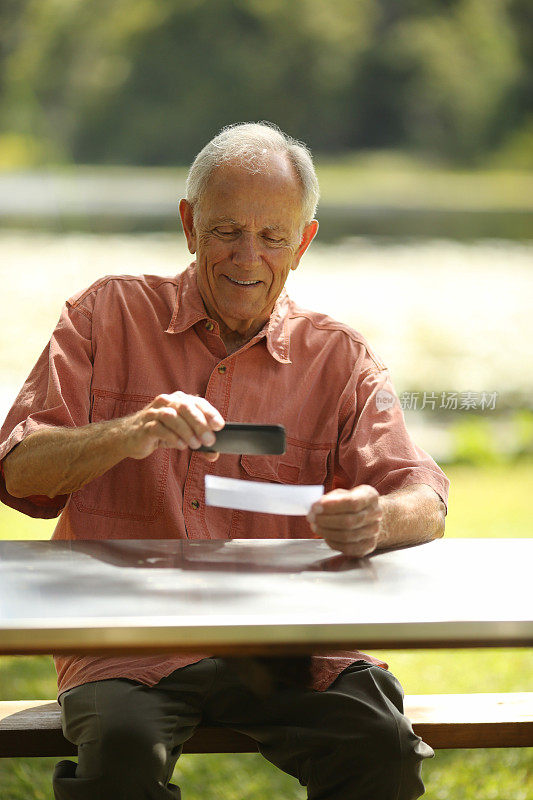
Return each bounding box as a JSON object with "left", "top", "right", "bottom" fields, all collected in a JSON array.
[{"left": 207, "top": 216, "right": 292, "bottom": 234}]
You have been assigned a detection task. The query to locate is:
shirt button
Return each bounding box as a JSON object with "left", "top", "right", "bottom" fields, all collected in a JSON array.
[
  {"left": 218, "top": 364, "right": 227, "bottom": 374},
  {"left": 191, "top": 499, "right": 200, "bottom": 510},
  {"left": 205, "top": 321, "right": 214, "bottom": 331}
]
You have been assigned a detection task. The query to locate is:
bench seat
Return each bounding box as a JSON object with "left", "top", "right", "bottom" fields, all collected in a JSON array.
[{"left": 1, "top": 694, "right": 532, "bottom": 757}]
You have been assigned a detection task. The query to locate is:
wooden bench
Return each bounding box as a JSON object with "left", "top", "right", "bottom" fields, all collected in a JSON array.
[{"left": 1, "top": 694, "right": 532, "bottom": 757}]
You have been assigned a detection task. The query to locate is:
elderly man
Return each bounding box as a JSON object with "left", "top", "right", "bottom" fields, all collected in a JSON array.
[{"left": 1, "top": 122, "right": 448, "bottom": 800}]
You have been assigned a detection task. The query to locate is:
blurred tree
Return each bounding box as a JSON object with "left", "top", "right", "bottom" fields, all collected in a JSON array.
[
  {"left": 72, "top": 0, "right": 376, "bottom": 163},
  {"left": 375, "top": 0, "right": 522, "bottom": 163},
  {"left": 0, "top": 0, "right": 529, "bottom": 165}
]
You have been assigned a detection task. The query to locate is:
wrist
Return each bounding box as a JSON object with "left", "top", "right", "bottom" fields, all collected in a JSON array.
[{"left": 107, "top": 414, "right": 141, "bottom": 460}]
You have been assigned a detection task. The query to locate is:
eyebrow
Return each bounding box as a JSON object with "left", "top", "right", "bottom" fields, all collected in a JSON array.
[
  {"left": 262, "top": 224, "right": 285, "bottom": 233},
  {"left": 210, "top": 218, "right": 287, "bottom": 234},
  {"left": 210, "top": 217, "right": 240, "bottom": 226}
]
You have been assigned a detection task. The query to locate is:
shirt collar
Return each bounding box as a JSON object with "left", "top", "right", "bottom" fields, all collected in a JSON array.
[{"left": 165, "top": 262, "right": 292, "bottom": 364}]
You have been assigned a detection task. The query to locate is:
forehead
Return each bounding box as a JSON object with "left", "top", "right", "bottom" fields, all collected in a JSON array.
[{"left": 198, "top": 153, "right": 303, "bottom": 227}]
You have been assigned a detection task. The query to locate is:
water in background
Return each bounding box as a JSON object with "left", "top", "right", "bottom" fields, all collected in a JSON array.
[{"left": 2, "top": 230, "right": 531, "bottom": 461}]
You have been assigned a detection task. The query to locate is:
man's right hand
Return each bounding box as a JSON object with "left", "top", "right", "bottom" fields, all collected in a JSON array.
[
  {"left": 124, "top": 392, "right": 225, "bottom": 462},
  {"left": 3, "top": 392, "right": 225, "bottom": 500}
]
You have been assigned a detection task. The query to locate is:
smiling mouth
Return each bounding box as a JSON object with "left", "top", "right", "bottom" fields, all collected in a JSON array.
[{"left": 225, "top": 276, "right": 261, "bottom": 287}]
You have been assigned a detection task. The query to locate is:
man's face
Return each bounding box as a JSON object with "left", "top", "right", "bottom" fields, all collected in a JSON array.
[{"left": 179, "top": 153, "right": 317, "bottom": 337}]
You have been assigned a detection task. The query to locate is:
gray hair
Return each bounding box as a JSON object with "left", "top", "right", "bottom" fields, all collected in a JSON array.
[{"left": 185, "top": 122, "right": 320, "bottom": 225}]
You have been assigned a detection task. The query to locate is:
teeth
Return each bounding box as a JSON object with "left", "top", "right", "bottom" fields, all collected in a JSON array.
[{"left": 229, "top": 277, "right": 259, "bottom": 285}]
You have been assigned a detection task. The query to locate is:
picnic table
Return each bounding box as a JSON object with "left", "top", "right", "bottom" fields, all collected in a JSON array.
[
  {"left": 0, "top": 537, "right": 532, "bottom": 754},
  {"left": 0, "top": 537, "right": 531, "bottom": 654}
]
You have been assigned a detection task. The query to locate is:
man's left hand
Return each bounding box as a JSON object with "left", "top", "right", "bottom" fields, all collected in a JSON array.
[{"left": 307, "top": 485, "right": 383, "bottom": 557}]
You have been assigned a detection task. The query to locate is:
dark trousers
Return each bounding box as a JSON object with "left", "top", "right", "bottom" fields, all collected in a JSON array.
[{"left": 53, "top": 658, "right": 433, "bottom": 800}]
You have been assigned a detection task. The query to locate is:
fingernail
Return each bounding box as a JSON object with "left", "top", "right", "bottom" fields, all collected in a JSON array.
[
  {"left": 312, "top": 504, "right": 323, "bottom": 514},
  {"left": 190, "top": 436, "right": 201, "bottom": 448},
  {"left": 201, "top": 432, "right": 215, "bottom": 446},
  {"left": 307, "top": 512, "right": 315, "bottom": 523}
]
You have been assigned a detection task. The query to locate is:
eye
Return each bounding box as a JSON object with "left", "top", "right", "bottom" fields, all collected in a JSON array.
[
  {"left": 263, "top": 234, "right": 283, "bottom": 245},
  {"left": 214, "top": 227, "right": 238, "bottom": 237}
]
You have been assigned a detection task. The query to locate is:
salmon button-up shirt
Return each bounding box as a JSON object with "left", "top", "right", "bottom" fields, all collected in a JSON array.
[{"left": 0, "top": 263, "right": 449, "bottom": 697}]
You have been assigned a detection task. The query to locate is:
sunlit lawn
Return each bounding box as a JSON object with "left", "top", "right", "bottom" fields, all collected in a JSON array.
[
  {"left": 1, "top": 462, "right": 532, "bottom": 798},
  {"left": 316, "top": 153, "right": 533, "bottom": 211},
  {"left": 1, "top": 462, "right": 531, "bottom": 542}
]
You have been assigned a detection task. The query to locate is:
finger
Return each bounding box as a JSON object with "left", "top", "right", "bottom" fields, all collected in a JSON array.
[
  {"left": 150, "top": 393, "right": 225, "bottom": 445},
  {"left": 312, "top": 520, "right": 381, "bottom": 544},
  {"left": 324, "top": 520, "right": 381, "bottom": 543},
  {"left": 324, "top": 536, "right": 378, "bottom": 558},
  {"left": 311, "top": 485, "right": 379, "bottom": 516},
  {"left": 151, "top": 393, "right": 176, "bottom": 409},
  {"left": 148, "top": 417, "right": 219, "bottom": 460},
  {"left": 154, "top": 407, "right": 204, "bottom": 448},
  {"left": 172, "top": 400, "right": 224, "bottom": 447},
  {"left": 312, "top": 509, "right": 382, "bottom": 533},
  {"left": 143, "top": 419, "right": 188, "bottom": 450},
  {"left": 195, "top": 397, "right": 225, "bottom": 430},
  {"left": 200, "top": 451, "right": 220, "bottom": 462},
  {"left": 164, "top": 392, "right": 224, "bottom": 432}
]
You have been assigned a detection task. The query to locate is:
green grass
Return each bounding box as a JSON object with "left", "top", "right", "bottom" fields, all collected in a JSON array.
[
  {"left": 315, "top": 151, "right": 533, "bottom": 212},
  {"left": 443, "top": 462, "right": 533, "bottom": 539},
  {"left": 1, "top": 463, "right": 532, "bottom": 798},
  {"left": 1, "top": 651, "right": 532, "bottom": 799},
  {"left": 2, "top": 461, "right": 531, "bottom": 542}
]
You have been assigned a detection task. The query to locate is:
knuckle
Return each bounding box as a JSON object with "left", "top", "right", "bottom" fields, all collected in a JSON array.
[
  {"left": 168, "top": 391, "right": 187, "bottom": 409},
  {"left": 144, "top": 419, "right": 158, "bottom": 434}
]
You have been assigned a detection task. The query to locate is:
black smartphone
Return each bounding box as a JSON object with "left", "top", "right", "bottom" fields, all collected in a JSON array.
[{"left": 198, "top": 423, "right": 286, "bottom": 455}]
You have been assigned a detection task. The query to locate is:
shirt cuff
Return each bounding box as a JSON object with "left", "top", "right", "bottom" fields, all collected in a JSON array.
[{"left": 0, "top": 442, "right": 68, "bottom": 520}]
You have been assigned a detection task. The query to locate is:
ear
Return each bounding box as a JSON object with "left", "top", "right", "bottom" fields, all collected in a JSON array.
[
  {"left": 179, "top": 199, "right": 197, "bottom": 254},
  {"left": 291, "top": 219, "right": 319, "bottom": 271}
]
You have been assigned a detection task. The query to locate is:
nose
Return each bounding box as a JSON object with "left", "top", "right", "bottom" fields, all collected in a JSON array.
[{"left": 232, "top": 232, "right": 262, "bottom": 270}]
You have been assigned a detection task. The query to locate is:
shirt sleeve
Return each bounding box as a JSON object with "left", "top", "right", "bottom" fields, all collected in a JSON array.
[
  {"left": 335, "top": 367, "right": 449, "bottom": 511},
  {"left": 0, "top": 300, "right": 93, "bottom": 518}
]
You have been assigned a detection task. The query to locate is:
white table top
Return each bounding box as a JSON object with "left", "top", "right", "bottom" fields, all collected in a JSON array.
[{"left": 0, "top": 538, "right": 531, "bottom": 655}]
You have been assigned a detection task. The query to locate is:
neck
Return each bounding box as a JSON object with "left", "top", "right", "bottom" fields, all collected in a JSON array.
[
  {"left": 201, "top": 300, "right": 269, "bottom": 350},
  {"left": 220, "top": 326, "right": 262, "bottom": 355}
]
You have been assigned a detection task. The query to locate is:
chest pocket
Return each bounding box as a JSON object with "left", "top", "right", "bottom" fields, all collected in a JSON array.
[
  {"left": 240, "top": 442, "right": 330, "bottom": 487},
  {"left": 73, "top": 391, "right": 169, "bottom": 523}
]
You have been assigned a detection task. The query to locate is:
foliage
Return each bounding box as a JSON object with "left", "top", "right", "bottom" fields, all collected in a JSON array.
[
  {"left": 447, "top": 412, "right": 533, "bottom": 466},
  {"left": 514, "top": 409, "right": 533, "bottom": 458},
  {"left": 0, "top": 0, "right": 531, "bottom": 166},
  {"left": 450, "top": 416, "right": 505, "bottom": 466},
  {"left": 492, "top": 115, "right": 533, "bottom": 169},
  {"left": 378, "top": 0, "right": 521, "bottom": 163}
]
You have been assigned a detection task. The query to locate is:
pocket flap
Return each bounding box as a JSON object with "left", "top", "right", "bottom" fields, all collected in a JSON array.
[{"left": 241, "top": 444, "right": 329, "bottom": 486}]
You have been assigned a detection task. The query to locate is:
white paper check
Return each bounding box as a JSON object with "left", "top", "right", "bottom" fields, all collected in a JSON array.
[{"left": 205, "top": 475, "right": 324, "bottom": 516}]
